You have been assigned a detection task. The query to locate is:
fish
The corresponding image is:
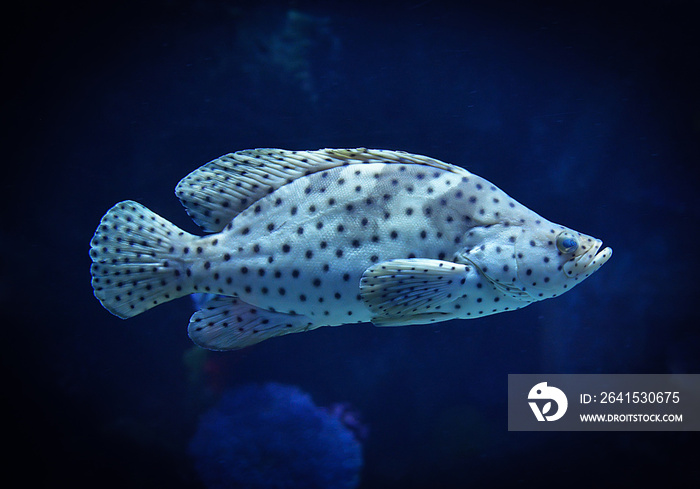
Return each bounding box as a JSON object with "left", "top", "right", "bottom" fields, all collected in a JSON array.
[{"left": 89, "top": 148, "right": 612, "bottom": 350}]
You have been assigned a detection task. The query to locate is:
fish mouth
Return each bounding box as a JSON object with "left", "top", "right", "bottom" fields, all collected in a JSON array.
[
  {"left": 586, "top": 242, "right": 613, "bottom": 273},
  {"left": 566, "top": 240, "right": 613, "bottom": 278}
]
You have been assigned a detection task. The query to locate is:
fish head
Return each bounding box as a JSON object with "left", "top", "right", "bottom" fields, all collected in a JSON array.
[
  {"left": 457, "top": 221, "right": 612, "bottom": 302},
  {"left": 512, "top": 222, "right": 612, "bottom": 300}
]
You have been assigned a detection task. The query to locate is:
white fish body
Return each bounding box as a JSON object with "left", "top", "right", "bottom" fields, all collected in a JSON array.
[{"left": 90, "top": 148, "right": 612, "bottom": 350}]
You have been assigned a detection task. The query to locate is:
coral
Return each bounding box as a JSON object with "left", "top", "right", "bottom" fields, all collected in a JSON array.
[{"left": 189, "top": 383, "right": 363, "bottom": 489}]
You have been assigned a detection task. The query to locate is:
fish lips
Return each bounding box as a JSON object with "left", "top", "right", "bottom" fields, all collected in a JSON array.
[{"left": 563, "top": 239, "right": 613, "bottom": 278}]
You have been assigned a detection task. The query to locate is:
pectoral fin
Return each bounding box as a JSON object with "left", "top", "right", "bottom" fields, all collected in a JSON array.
[{"left": 360, "top": 258, "right": 473, "bottom": 326}]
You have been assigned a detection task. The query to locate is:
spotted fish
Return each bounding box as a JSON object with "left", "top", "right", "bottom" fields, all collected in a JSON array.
[{"left": 90, "top": 148, "right": 612, "bottom": 350}]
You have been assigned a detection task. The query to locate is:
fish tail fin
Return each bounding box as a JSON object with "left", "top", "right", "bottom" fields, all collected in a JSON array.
[{"left": 89, "top": 200, "right": 196, "bottom": 318}]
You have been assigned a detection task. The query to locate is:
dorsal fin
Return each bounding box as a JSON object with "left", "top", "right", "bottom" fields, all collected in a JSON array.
[{"left": 175, "top": 148, "right": 464, "bottom": 232}]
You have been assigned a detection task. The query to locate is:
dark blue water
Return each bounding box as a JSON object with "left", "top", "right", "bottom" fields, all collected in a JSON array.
[{"left": 6, "top": 1, "right": 699, "bottom": 487}]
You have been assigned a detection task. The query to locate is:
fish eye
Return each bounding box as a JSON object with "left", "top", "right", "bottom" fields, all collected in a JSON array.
[{"left": 556, "top": 232, "right": 579, "bottom": 253}]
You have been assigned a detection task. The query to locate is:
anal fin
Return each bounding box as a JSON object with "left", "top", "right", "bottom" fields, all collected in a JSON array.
[
  {"left": 187, "top": 296, "right": 314, "bottom": 350},
  {"left": 360, "top": 258, "right": 474, "bottom": 326}
]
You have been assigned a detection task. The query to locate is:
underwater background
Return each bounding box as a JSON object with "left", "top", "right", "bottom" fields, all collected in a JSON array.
[{"left": 5, "top": 0, "right": 699, "bottom": 487}]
